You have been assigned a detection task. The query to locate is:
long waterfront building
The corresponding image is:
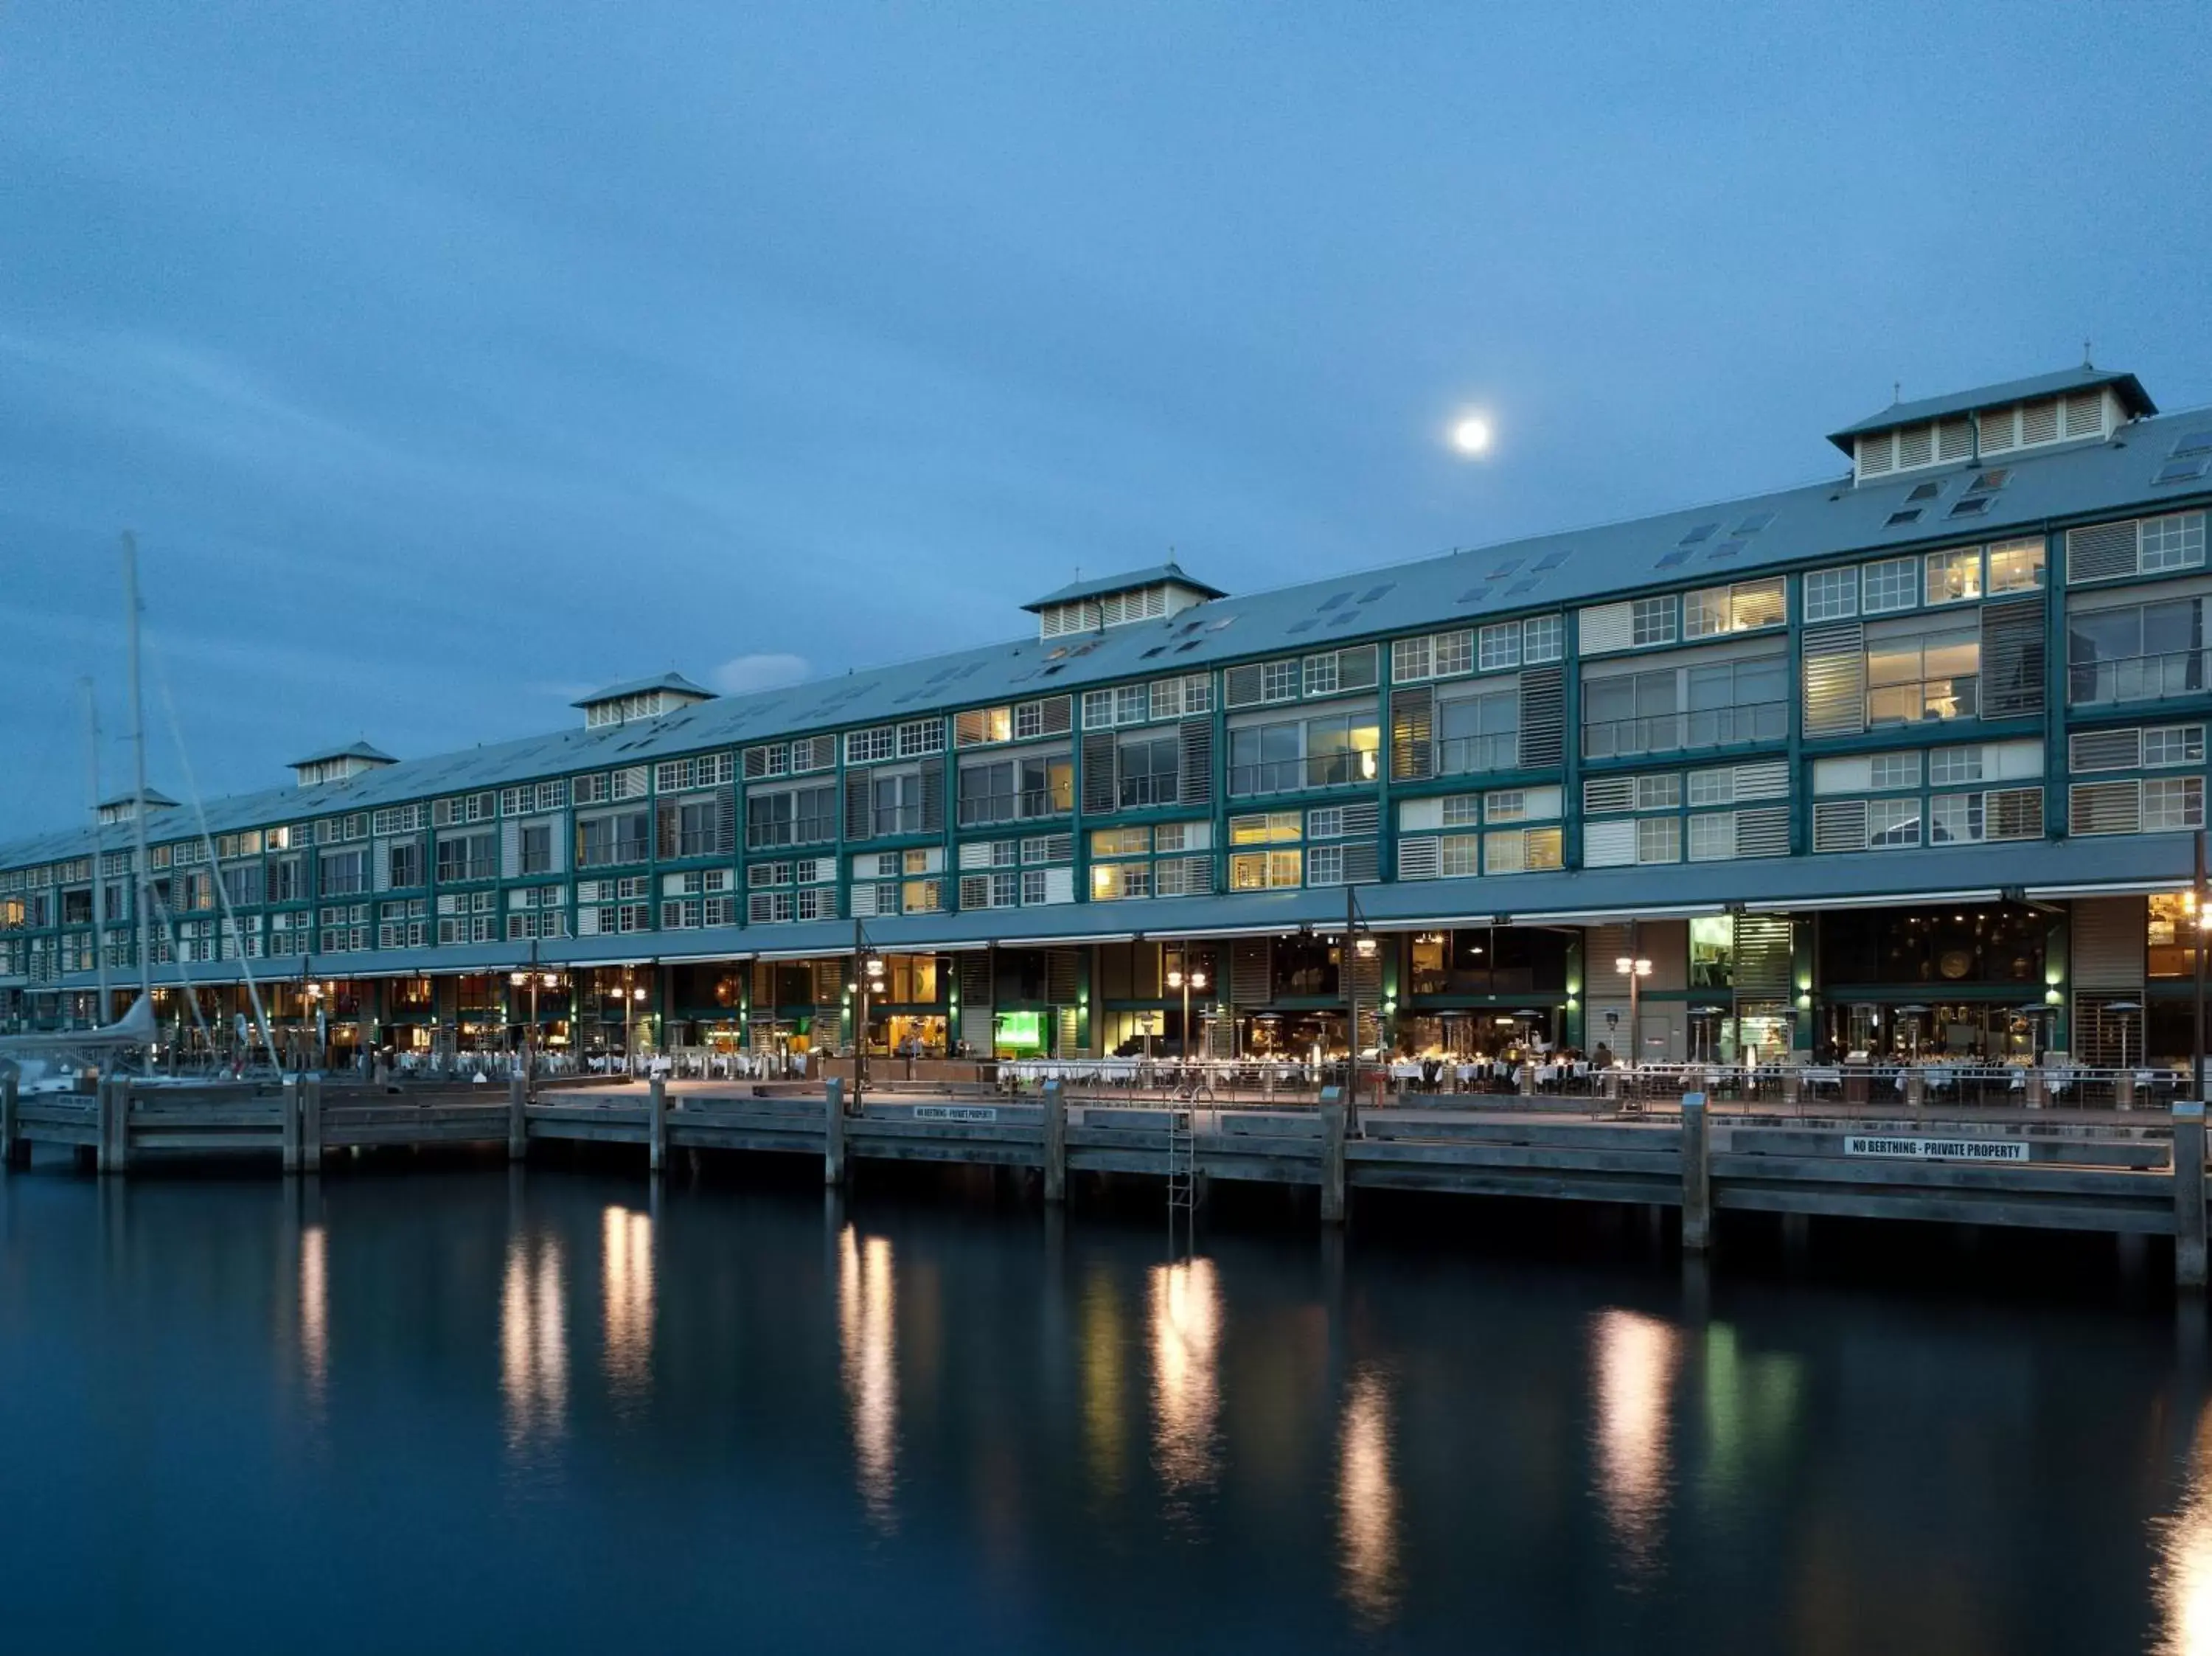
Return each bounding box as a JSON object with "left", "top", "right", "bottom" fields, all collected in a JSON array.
[{"left": 7, "top": 363, "right": 2212, "bottom": 1068}]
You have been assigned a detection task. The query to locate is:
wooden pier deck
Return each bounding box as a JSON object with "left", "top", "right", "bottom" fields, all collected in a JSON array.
[{"left": 4, "top": 1074, "right": 2207, "bottom": 1285}]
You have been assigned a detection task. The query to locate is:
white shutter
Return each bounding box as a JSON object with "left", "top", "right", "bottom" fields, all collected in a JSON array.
[
  {"left": 501, "top": 820, "right": 521, "bottom": 880},
  {"left": 1399, "top": 797, "right": 1444, "bottom": 832},
  {"left": 959, "top": 841, "right": 994, "bottom": 869},
  {"left": 1583, "top": 776, "right": 1636, "bottom": 814},
  {"left": 2070, "top": 780, "right": 2141, "bottom": 835},
  {"left": 372, "top": 838, "right": 392, "bottom": 894},
  {"left": 1732, "top": 760, "right": 1789, "bottom": 801},
  {"left": 1735, "top": 807, "right": 1790, "bottom": 857},
  {"left": 1397, "top": 836, "right": 1440, "bottom": 880},
  {"left": 1577, "top": 602, "right": 1634, "bottom": 657},
  {"left": 849, "top": 883, "right": 881, "bottom": 918},
  {"left": 2069, "top": 728, "right": 2143, "bottom": 773},
  {"left": 1582, "top": 819, "right": 1638, "bottom": 868},
  {"left": 1041, "top": 867, "right": 1074, "bottom": 905},
  {"left": 1812, "top": 799, "right": 1868, "bottom": 853}
]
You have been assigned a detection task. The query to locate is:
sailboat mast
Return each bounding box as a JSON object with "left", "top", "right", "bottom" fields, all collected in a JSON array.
[
  {"left": 122, "top": 535, "right": 155, "bottom": 1026},
  {"left": 83, "top": 678, "right": 111, "bottom": 1019}
]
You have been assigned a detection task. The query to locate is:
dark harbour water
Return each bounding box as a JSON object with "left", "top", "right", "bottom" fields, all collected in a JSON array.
[{"left": 4, "top": 1158, "right": 2212, "bottom": 1655}]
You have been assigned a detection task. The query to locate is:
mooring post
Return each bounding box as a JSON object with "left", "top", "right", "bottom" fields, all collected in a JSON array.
[
  {"left": 98, "top": 1076, "right": 128, "bottom": 1177},
  {"left": 1042, "top": 1079, "right": 1067, "bottom": 1203},
  {"left": 302, "top": 1076, "right": 324, "bottom": 1174},
  {"left": 1, "top": 1071, "right": 21, "bottom": 1170},
  {"left": 824, "top": 1077, "right": 847, "bottom": 1187},
  {"left": 2026, "top": 1067, "right": 2048, "bottom": 1110},
  {"left": 1319, "top": 1088, "right": 1347, "bottom": 1225},
  {"left": 1780, "top": 1069, "right": 1801, "bottom": 1109},
  {"left": 1680, "top": 1090, "right": 1711, "bottom": 1253},
  {"left": 507, "top": 1072, "right": 527, "bottom": 1163},
  {"left": 1905, "top": 1070, "right": 1926, "bottom": 1110},
  {"left": 281, "top": 1075, "right": 302, "bottom": 1175},
  {"left": 648, "top": 1075, "right": 668, "bottom": 1174},
  {"left": 2177, "top": 1100, "right": 2207, "bottom": 1290}
]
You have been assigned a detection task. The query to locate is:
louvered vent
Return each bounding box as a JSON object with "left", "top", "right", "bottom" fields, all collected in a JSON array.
[
  {"left": 1579, "top": 602, "right": 1634, "bottom": 656},
  {"left": 1812, "top": 799, "right": 1869, "bottom": 852},
  {"left": 1178, "top": 717, "right": 1214, "bottom": 806},
  {"left": 2067, "top": 521, "right": 2139, "bottom": 584},
  {"left": 1733, "top": 915, "right": 1794, "bottom": 995},
  {"left": 1390, "top": 686, "right": 1434, "bottom": 781},
  {"left": 1582, "top": 819, "right": 1636, "bottom": 867},
  {"left": 1080, "top": 731, "right": 1116, "bottom": 815},
  {"left": 1037, "top": 695, "right": 1074, "bottom": 735},
  {"left": 1397, "top": 836, "right": 1441, "bottom": 880},
  {"left": 2072, "top": 896, "right": 2147, "bottom": 990},
  {"left": 1519, "top": 667, "right": 1565, "bottom": 768},
  {"left": 1047, "top": 949, "right": 1080, "bottom": 1003},
  {"left": 1735, "top": 806, "right": 1791, "bottom": 857},
  {"left": 1980, "top": 596, "right": 2046, "bottom": 717},
  {"left": 2070, "top": 780, "right": 2141, "bottom": 835},
  {"left": 1803, "top": 622, "right": 1868, "bottom": 737},
  {"left": 1231, "top": 939, "right": 1270, "bottom": 1004},
  {"left": 2070, "top": 728, "right": 2143, "bottom": 773},
  {"left": 1987, "top": 787, "right": 2044, "bottom": 840},
  {"left": 1224, "top": 664, "right": 1267, "bottom": 709},
  {"left": 1582, "top": 776, "right": 1636, "bottom": 814},
  {"left": 844, "top": 769, "right": 872, "bottom": 841},
  {"left": 959, "top": 951, "right": 992, "bottom": 1008},
  {"left": 2064, "top": 391, "right": 2106, "bottom": 439},
  {"left": 1733, "top": 760, "right": 1789, "bottom": 800},
  {"left": 919, "top": 768, "right": 945, "bottom": 833}
]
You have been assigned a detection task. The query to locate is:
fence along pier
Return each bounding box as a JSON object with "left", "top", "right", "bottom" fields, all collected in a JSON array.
[{"left": 3, "top": 1070, "right": 2208, "bottom": 1290}]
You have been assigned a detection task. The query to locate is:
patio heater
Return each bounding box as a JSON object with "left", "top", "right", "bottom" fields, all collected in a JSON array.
[
  {"left": 2107, "top": 1001, "right": 2143, "bottom": 1072},
  {"left": 1894, "top": 1003, "right": 1931, "bottom": 1063}
]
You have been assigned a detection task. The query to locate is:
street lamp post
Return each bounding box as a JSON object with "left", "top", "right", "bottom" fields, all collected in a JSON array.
[
  {"left": 1615, "top": 918, "right": 1654, "bottom": 1069},
  {"left": 2195, "top": 831, "right": 2207, "bottom": 1102},
  {"left": 852, "top": 918, "right": 886, "bottom": 1114},
  {"left": 1166, "top": 949, "right": 1211, "bottom": 1081},
  {"left": 1343, "top": 886, "right": 1379, "bottom": 1130}
]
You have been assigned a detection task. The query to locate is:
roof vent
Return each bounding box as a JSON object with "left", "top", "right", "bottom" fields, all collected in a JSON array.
[
  {"left": 288, "top": 741, "right": 397, "bottom": 788},
  {"left": 572, "top": 673, "right": 714, "bottom": 730},
  {"left": 1023, "top": 562, "right": 1225, "bottom": 641}
]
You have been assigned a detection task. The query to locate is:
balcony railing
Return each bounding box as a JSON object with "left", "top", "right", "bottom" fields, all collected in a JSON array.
[
  {"left": 1580, "top": 700, "right": 1788, "bottom": 761},
  {"left": 1228, "top": 750, "right": 1381, "bottom": 799},
  {"left": 1437, "top": 733, "right": 1521, "bottom": 776},
  {"left": 1867, "top": 676, "right": 1978, "bottom": 728},
  {"left": 958, "top": 792, "right": 1069, "bottom": 827},
  {"left": 2069, "top": 650, "right": 2211, "bottom": 707},
  {"left": 1118, "top": 773, "right": 1180, "bottom": 808}
]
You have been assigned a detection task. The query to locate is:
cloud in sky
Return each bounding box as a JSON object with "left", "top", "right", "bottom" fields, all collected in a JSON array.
[{"left": 710, "top": 653, "right": 811, "bottom": 695}]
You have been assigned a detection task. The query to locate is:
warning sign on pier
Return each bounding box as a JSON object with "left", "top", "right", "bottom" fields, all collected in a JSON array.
[
  {"left": 1843, "top": 1135, "right": 2028, "bottom": 1163},
  {"left": 913, "top": 1105, "right": 998, "bottom": 1124}
]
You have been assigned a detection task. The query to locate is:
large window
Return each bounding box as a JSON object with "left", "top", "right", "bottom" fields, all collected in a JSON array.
[
  {"left": 1817, "top": 905, "right": 2042, "bottom": 987},
  {"left": 1116, "top": 734, "right": 1180, "bottom": 807},
  {"left": 519, "top": 824, "right": 554, "bottom": 875},
  {"left": 746, "top": 784, "right": 838, "bottom": 849},
  {"left": 1582, "top": 654, "right": 1787, "bottom": 759},
  {"left": 574, "top": 813, "right": 650, "bottom": 870},
  {"left": 1437, "top": 686, "right": 1519, "bottom": 776},
  {"left": 958, "top": 754, "right": 1072, "bottom": 825},
  {"left": 1867, "top": 625, "right": 1979, "bottom": 726},
  {"left": 2068, "top": 596, "right": 2205, "bottom": 706},
  {"left": 872, "top": 771, "right": 927, "bottom": 836},
  {"left": 1227, "top": 710, "right": 1380, "bottom": 797}
]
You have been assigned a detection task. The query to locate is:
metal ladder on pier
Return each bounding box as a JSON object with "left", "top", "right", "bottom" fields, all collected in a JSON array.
[{"left": 1166, "top": 1105, "right": 1197, "bottom": 1250}]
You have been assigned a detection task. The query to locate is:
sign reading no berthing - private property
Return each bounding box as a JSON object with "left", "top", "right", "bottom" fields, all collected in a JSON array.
[{"left": 1843, "top": 1135, "right": 2029, "bottom": 1163}]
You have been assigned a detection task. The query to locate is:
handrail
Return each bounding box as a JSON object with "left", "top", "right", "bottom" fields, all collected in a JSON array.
[{"left": 1579, "top": 700, "right": 1789, "bottom": 760}]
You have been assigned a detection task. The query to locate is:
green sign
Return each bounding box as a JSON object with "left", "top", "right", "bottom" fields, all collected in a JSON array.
[{"left": 995, "top": 1010, "right": 1043, "bottom": 1054}]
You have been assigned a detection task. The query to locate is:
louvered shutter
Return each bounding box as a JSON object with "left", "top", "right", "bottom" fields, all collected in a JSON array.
[
  {"left": 2070, "top": 728, "right": 2142, "bottom": 772},
  {"left": 1081, "top": 731, "right": 1117, "bottom": 815},
  {"left": 1582, "top": 776, "right": 1635, "bottom": 814},
  {"left": 1735, "top": 806, "right": 1791, "bottom": 857},
  {"left": 1340, "top": 843, "right": 1380, "bottom": 884},
  {"left": 1039, "top": 696, "right": 1074, "bottom": 736},
  {"left": 1803, "top": 622, "right": 1867, "bottom": 737},
  {"left": 1225, "top": 664, "right": 1266, "bottom": 708},
  {"left": 1178, "top": 717, "right": 1214, "bottom": 806},
  {"left": 1042, "top": 867, "right": 1074, "bottom": 904},
  {"left": 373, "top": 839, "right": 394, "bottom": 893},
  {"left": 1519, "top": 667, "right": 1564, "bottom": 768},
  {"left": 1980, "top": 595, "right": 2045, "bottom": 717},
  {"left": 1390, "top": 686, "right": 1434, "bottom": 781},
  {"left": 1582, "top": 820, "right": 1637, "bottom": 867},
  {"left": 1987, "top": 787, "right": 2043, "bottom": 839},
  {"left": 919, "top": 765, "right": 945, "bottom": 833},
  {"left": 1579, "top": 603, "right": 1634, "bottom": 655},
  {"left": 717, "top": 788, "right": 736, "bottom": 855},
  {"left": 2067, "top": 521, "right": 2138, "bottom": 584},
  {"left": 1812, "top": 799, "right": 1868, "bottom": 852},
  {"left": 1397, "top": 836, "right": 1441, "bottom": 879},
  {"left": 1733, "top": 916, "right": 1793, "bottom": 996},
  {"left": 655, "top": 802, "right": 679, "bottom": 860},
  {"left": 2070, "top": 780, "right": 2141, "bottom": 835},
  {"left": 958, "top": 874, "right": 990, "bottom": 911},
  {"left": 1733, "top": 760, "right": 1789, "bottom": 800},
  {"left": 844, "top": 768, "right": 872, "bottom": 841},
  {"left": 2073, "top": 896, "right": 2146, "bottom": 989},
  {"left": 502, "top": 820, "right": 521, "bottom": 877},
  {"left": 1231, "top": 940, "right": 1270, "bottom": 1004}
]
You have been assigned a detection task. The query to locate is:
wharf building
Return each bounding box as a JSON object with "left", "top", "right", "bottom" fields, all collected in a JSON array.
[{"left": 6, "top": 364, "right": 2212, "bottom": 1071}]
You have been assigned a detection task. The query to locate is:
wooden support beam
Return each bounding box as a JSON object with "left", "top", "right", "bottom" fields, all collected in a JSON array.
[
  {"left": 281, "top": 1076, "right": 301, "bottom": 1175},
  {"left": 1680, "top": 1092, "right": 1711, "bottom": 1253},
  {"left": 1319, "top": 1090, "right": 1346, "bottom": 1225},
  {"left": 1041, "top": 1079, "right": 1066, "bottom": 1203},
  {"left": 2177, "top": 1100, "right": 2206, "bottom": 1290},
  {"left": 302, "top": 1076, "right": 323, "bottom": 1174},
  {"left": 507, "top": 1073, "right": 527, "bottom": 1163},
  {"left": 824, "top": 1079, "right": 846, "bottom": 1188},
  {"left": 648, "top": 1076, "right": 668, "bottom": 1174},
  {"left": 1, "top": 1071, "right": 21, "bottom": 1169}
]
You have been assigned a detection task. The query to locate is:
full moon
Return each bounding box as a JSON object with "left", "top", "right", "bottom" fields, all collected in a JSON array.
[{"left": 1450, "top": 414, "right": 1493, "bottom": 456}]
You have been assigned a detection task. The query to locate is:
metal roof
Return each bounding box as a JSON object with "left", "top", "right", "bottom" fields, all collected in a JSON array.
[
  {"left": 571, "top": 672, "right": 715, "bottom": 708},
  {"left": 4, "top": 392, "right": 2209, "bottom": 870},
  {"left": 288, "top": 740, "right": 396, "bottom": 768},
  {"left": 95, "top": 787, "right": 178, "bottom": 811},
  {"left": 1021, "top": 561, "right": 1227, "bottom": 611},
  {"left": 1826, "top": 366, "right": 2155, "bottom": 450}
]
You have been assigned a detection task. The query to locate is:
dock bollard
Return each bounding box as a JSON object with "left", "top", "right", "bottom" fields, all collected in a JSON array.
[
  {"left": 824, "top": 1077, "right": 846, "bottom": 1188},
  {"left": 2121, "top": 1071, "right": 2140, "bottom": 1113},
  {"left": 1318, "top": 1087, "right": 1347, "bottom": 1226},
  {"left": 507, "top": 1073, "right": 527, "bottom": 1162},
  {"left": 1680, "top": 1092, "right": 1711, "bottom": 1253},
  {"left": 647, "top": 1076, "right": 668, "bottom": 1174},
  {"left": 1041, "top": 1079, "right": 1066, "bottom": 1203},
  {"left": 1906, "top": 1071, "right": 1926, "bottom": 1110},
  {"left": 2026, "top": 1068, "right": 2047, "bottom": 1110},
  {"left": 1781, "top": 1070, "right": 1801, "bottom": 1108},
  {"left": 0, "top": 1071, "right": 19, "bottom": 1169},
  {"left": 302, "top": 1076, "right": 323, "bottom": 1173},
  {"left": 2175, "top": 1100, "right": 2207, "bottom": 1290},
  {"left": 97, "top": 1076, "right": 128, "bottom": 1176}
]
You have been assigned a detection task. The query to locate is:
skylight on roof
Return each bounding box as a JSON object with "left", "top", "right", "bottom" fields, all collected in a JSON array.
[
  {"left": 2173, "top": 431, "right": 2212, "bottom": 459},
  {"left": 1318, "top": 591, "right": 1351, "bottom": 610},
  {"left": 1948, "top": 497, "right": 1994, "bottom": 518},
  {"left": 1488, "top": 559, "right": 1523, "bottom": 579},
  {"left": 1705, "top": 543, "right": 1745, "bottom": 560},
  {"left": 1359, "top": 583, "right": 1394, "bottom": 603},
  {"left": 1886, "top": 509, "right": 1922, "bottom": 527},
  {"left": 1735, "top": 512, "right": 1775, "bottom": 534},
  {"left": 1679, "top": 523, "right": 1717, "bottom": 543},
  {"left": 1531, "top": 550, "right": 1571, "bottom": 571},
  {"left": 1287, "top": 619, "right": 1318, "bottom": 634},
  {"left": 2154, "top": 459, "right": 2210, "bottom": 486},
  {"left": 1906, "top": 481, "right": 1942, "bottom": 502},
  {"left": 1967, "top": 467, "right": 2011, "bottom": 493},
  {"left": 1654, "top": 549, "right": 1692, "bottom": 568}
]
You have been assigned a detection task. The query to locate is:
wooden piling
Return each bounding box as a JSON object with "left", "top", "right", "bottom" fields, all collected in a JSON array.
[
  {"left": 2176, "top": 1101, "right": 2206, "bottom": 1290},
  {"left": 1680, "top": 1091, "right": 1711, "bottom": 1253},
  {"left": 824, "top": 1078, "right": 846, "bottom": 1187},
  {"left": 507, "top": 1073, "right": 527, "bottom": 1162},
  {"left": 1, "top": 1071, "right": 21, "bottom": 1169},
  {"left": 302, "top": 1076, "right": 324, "bottom": 1173},
  {"left": 1041, "top": 1079, "right": 1066, "bottom": 1203},
  {"left": 648, "top": 1076, "right": 668, "bottom": 1174},
  {"left": 281, "top": 1076, "right": 302, "bottom": 1175},
  {"left": 97, "top": 1077, "right": 128, "bottom": 1176},
  {"left": 1319, "top": 1090, "right": 1347, "bottom": 1225}
]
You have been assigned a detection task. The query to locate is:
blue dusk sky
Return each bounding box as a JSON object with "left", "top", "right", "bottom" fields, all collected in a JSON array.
[{"left": 4, "top": 1, "right": 2210, "bottom": 841}]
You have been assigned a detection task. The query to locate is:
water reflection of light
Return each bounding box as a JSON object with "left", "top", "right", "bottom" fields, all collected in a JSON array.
[
  {"left": 2156, "top": 1399, "right": 2212, "bottom": 1655},
  {"left": 1082, "top": 1270, "right": 1127, "bottom": 1499},
  {"left": 1149, "top": 1256, "right": 1221, "bottom": 1500},
  {"left": 838, "top": 1225, "right": 898, "bottom": 1533},
  {"left": 500, "top": 1234, "right": 568, "bottom": 1452},
  {"left": 1338, "top": 1365, "right": 1402, "bottom": 1626},
  {"left": 601, "top": 1205, "right": 654, "bottom": 1402},
  {"left": 299, "top": 1224, "right": 328, "bottom": 1408},
  {"left": 1592, "top": 1307, "right": 1681, "bottom": 1574}
]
